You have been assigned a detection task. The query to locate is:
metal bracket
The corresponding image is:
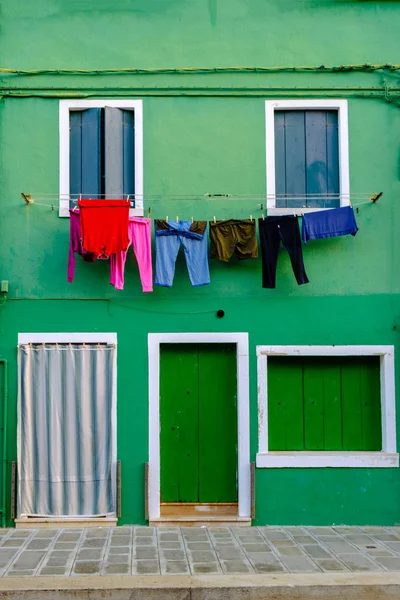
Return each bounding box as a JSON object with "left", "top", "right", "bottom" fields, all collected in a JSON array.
[
  {"left": 250, "top": 462, "right": 256, "bottom": 521},
  {"left": 144, "top": 463, "right": 149, "bottom": 521}
]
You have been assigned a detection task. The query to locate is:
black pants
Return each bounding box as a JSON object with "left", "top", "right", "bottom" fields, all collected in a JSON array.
[{"left": 258, "top": 217, "right": 309, "bottom": 288}]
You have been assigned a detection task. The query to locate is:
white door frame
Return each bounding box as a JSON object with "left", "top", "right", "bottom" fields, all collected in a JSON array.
[{"left": 148, "top": 332, "right": 250, "bottom": 520}]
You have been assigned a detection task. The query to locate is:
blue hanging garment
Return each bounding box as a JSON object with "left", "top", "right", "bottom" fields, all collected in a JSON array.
[{"left": 302, "top": 205, "right": 358, "bottom": 243}]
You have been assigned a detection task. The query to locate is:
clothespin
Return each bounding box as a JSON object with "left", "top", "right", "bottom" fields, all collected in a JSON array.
[
  {"left": 126, "top": 194, "right": 130, "bottom": 205},
  {"left": 51, "top": 204, "right": 54, "bottom": 212},
  {"left": 176, "top": 216, "right": 179, "bottom": 223},
  {"left": 250, "top": 214, "right": 253, "bottom": 222},
  {"left": 191, "top": 216, "right": 194, "bottom": 223},
  {"left": 147, "top": 207, "right": 152, "bottom": 219},
  {"left": 214, "top": 216, "right": 216, "bottom": 223},
  {"left": 261, "top": 213, "right": 265, "bottom": 220},
  {"left": 166, "top": 216, "right": 169, "bottom": 222}
]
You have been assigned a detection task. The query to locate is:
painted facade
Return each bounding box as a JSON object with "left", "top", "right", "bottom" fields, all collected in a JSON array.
[{"left": 0, "top": 0, "right": 400, "bottom": 527}]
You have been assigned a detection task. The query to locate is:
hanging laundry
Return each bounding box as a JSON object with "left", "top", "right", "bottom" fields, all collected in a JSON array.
[
  {"left": 209, "top": 219, "right": 258, "bottom": 262},
  {"left": 78, "top": 199, "right": 130, "bottom": 259},
  {"left": 110, "top": 217, "right": 153, "bottom": 292},
  {"left": 259, "top": 217, "right": 309, "bottom": 288},
  {"left": 154, "top": 220, "right": 210, "bottom": 287},
  {"left": 67, "top": 210, "right": 96, "bottom": 283},
  {"left": 302, "top": 205, "right": 358, "bottom": 243}
]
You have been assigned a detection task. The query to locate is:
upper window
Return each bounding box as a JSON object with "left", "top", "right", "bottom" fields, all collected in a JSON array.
[
  {"left": 265, "top": 100, "right": 350, "bottom": 214},
  {"left": 59, "top": 100, "right": 143, "bottom": 217}
]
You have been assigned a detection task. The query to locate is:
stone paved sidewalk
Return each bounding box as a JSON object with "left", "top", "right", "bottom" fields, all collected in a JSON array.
[{"left": 0, "top": 526, "right": 400, "bottom": 577}]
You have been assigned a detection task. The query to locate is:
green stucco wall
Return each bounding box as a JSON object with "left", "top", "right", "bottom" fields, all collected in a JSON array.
[{"left": 0, "top": 0, "right": 400, "bottom": 526}]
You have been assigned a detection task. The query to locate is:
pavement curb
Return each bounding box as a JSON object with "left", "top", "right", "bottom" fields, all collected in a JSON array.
[{"left": 0, "top": 573, "right": 399, "bottom": 599}]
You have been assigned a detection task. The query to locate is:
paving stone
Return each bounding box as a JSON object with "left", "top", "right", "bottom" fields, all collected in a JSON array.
[
  {"left": 343, "top": 535, "right": 375, "bottom": 545},
  {"left": 191, "top": 563, "right": 220, "bottom": 574},
  {"left": 76, "top": 549, "right": 103, "bottom": 560},
  {"left": 106, "top": 554, "right": 129, "bottom": 564},
  {"left": 33, "top": 530, "right": 59, "bottom": 538},
  {"left": 112, "top": 527, "right": 133, "bottom": 536},
  {"left": 188, "top": 550, "right": 217, "bottom": 562},
  {"left": 381, "top": 541, "right": 400, "bottom": 553},
  {"left": 85, "top": 528, "right": 109, "bottom": 538},
  {"left": 252, "top": 562, "right": 285, "bottom": 573},
  {"left": 183, "top": 536, "right": 209, "bottom": 543},
  {"left": 276, "top": 546, "right": 305, "bottom": 557},
  {"left": 283, "top": 527, "right": 307, "bottom": 536},
  {"left": 135, "top": 537, "right": 156, "bottom": 546},
  {"left": 281, "top": 556, "right": 320, "bottom": 573},
  {"left": 270, "top": 539, "right": 295, "bottom": 548},
  {"left": 108, "top": 546, "right": 130, "bottom": 555},
  {"left": 367, "top": 549, "right": 395, "bottom": 557},
  {"left": 73, "top": 561, "right": 101, "bottom": 575},
  {"left": 262, "top": 531, "right": 290, "bottom": 541},
  {"left": 363, "top": 527, "right": 388, "bottom": 534},
  {"left": 293, "top": 536, "right": 318, "bottom": 545},
  {"left": 315, "top": 559, "right": 349, "bottom": 572},
  {"left": 323, "top": 540, "right": 359, "bottom": 553},
  {"left": 159, "top": 533, "right": 180, "bottom": 541},
  {"left": 134, "top": 528, "right": 155, "bottom": 536},
  {"left": 9, "top": 530, "right": 31, "bottom": 537},
  {"left": 216, "top": 546, "right": 243, "bottom": 559},
  {"left": 26, "top": 539, "right": 52, "bottom": 550},
  {"left": 135, "top": 546, "right": 158, "bottom": 560},
  {"left": 212, "top": 540, "right": 237, "bottom": 546},
  {"left": 111, "top": 537, "right": 132, "bottom": 546},
  {"left": 241, "top": 543, "right": 271, "bottom": 552},
  {"left": 5, "top": 570, "right": 36, "bottom": 577},
  {"left": 49, "top": 551, "right": 74, "bottom": 559},
  {"left": 161, "top": 550, "right": 186, "bottom": 561},
  {"left": 159, "top": 541, "right": 182, "bottom": 549},
  {"left": 134, "top": 560, "right": 160, "bottom": 575},
  {"left": 104, "top": 564, "right": 130, "bottom": 574},
  {"left": 82, "top": 538, "right": 107, "bottom": 549},
  {"left": 12, "top": 551, "right": 45, "bottom": 569},
  {"left": 333, "top": 527, "right": 362, "bottom": 535},
  {"left": 303, "top": 545, "right": 332, "bottom": 559},
  {"left": 0, "top": 549, "right": 18, "bottom": 567},
  {"left": 186, "top": 542, "right": 213, "bottom": 551},
  {"left": 46, "top": 557, "right": 72, "bottom": 567},
  {"left": 372, "top": 534, "right": 400, "bottom": 542},
  {"left": 164, "top": 561, "right": 190, "bottom": 574},
  {"left": 222, "top": 560, "right": 251, "bottom": 573},
  {"left": 339, "top": 553, "right": 381, "bottom": 571},
  {"left": 374, "top": 557, "right": 400, "bottom": 570},
  {"left": 57, "top": 533, "right": 81, "bottom": 542},
  {"left": 53, "top": 542, "right": 78, "bottom": 550},
  {"left": 307, "top": 528, "right": 339, "bottom": 536},
  {"left": 1, "top": 539, "right": 26, "bottom": 547},
  {"left": 39, "top": 566, "right": 69, "bottom": 575}
]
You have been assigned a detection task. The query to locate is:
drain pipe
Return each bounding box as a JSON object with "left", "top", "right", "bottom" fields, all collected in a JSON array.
[{"left": 0, "top": 360, "right": 8, "bottom": 528}]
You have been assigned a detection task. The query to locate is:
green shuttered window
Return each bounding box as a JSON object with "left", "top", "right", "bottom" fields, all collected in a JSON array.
[
  {"left": 275, "top": 110, "right": 340, "bottom": 209},
  {"left": 69, "top": 107, "right": 135, "bottom": 201},
  {"left": 268, "top": 356, "right": 382, "bottom": 452}
]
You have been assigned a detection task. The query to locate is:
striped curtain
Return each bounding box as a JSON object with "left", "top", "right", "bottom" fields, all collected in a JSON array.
[{"left": 18, "top": 343, "right": 116, "bottom": 517}]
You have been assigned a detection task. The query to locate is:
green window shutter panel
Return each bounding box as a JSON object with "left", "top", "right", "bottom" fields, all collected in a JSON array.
[
  {"left": 274, "top": 110, "right": 340, "bottom": 209},
  {"left": 268, "top": 356, "right": 381, "bottom": 452}
]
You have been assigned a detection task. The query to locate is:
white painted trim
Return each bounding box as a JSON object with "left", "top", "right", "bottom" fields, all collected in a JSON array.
[
  {"left": 256, "top": 452, "right": 399, "bottom": 469},
  {"left": 17, "top": 332, "right": 118, "bottom": 518},
  {"left": 265, "top": 99, "right": 350, "bottom": 214},
  {"left": 59, "top": 99, "right": 144, "bottom": 217},
  {"left": 148, "top": 332, "right": 250, "bottom": 520},
  {"left": 256, "top": 345, "right": 398, "bottom": 469},
  {"left": 18, "top": 332, "right": 117, "bottom": 344}
]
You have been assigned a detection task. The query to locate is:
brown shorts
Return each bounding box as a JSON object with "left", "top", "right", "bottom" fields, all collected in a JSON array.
[{"left": 209, "top": 219, "right": 258, "bottom": 262}]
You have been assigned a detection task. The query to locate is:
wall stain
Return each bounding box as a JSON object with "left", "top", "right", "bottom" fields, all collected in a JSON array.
[{"left": 208, "top": 0, "right": 217, "bottom": 26}]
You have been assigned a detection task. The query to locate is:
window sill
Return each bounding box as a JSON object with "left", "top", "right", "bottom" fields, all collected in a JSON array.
[{"left": 256, "top": 451, "right": 399, "bottom": 469}]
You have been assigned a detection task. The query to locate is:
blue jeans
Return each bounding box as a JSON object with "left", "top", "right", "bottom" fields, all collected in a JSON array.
[{"left": 154, "top": 221, "right": 210, "bottom": 287}]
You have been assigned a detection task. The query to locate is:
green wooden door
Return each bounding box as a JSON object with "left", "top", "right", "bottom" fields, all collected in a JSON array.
[{"left": 160, "top": 343, "right": 237, "bottom": 503}]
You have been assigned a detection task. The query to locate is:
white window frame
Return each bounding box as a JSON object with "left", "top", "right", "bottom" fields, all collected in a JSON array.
[
  {"left": 59, "top": 100, "right": 143, "bottom": 218},
  {"left": 147, "top": 332, "right": 251, "bottom": 521},
  {"left": 256, "top": 345, "right": 399, "bottom": 468},
  {"left": 265, "top": 99, "right": 350, "bottom": 215},
  {"left": 17, "top": 332, "right": 118, "bottom": 522}
]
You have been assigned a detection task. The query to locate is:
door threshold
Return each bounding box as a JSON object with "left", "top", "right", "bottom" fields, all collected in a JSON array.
[
  {"left": 15, "top": 517, "right": 117, "bottom": 529},
  {"left": 150, "top": 516, "right": 251, "bottom": 527}
]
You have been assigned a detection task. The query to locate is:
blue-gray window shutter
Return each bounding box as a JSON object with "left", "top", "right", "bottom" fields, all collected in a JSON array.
[
  {"left": 104, "top": 107, "right": 135, "bottom": 197},
  {"left": 69, "top": 108, "right": 102, "bottom": 199},
  {"left": 275, "top": 110, "right": 340, "bottom": 208}
]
